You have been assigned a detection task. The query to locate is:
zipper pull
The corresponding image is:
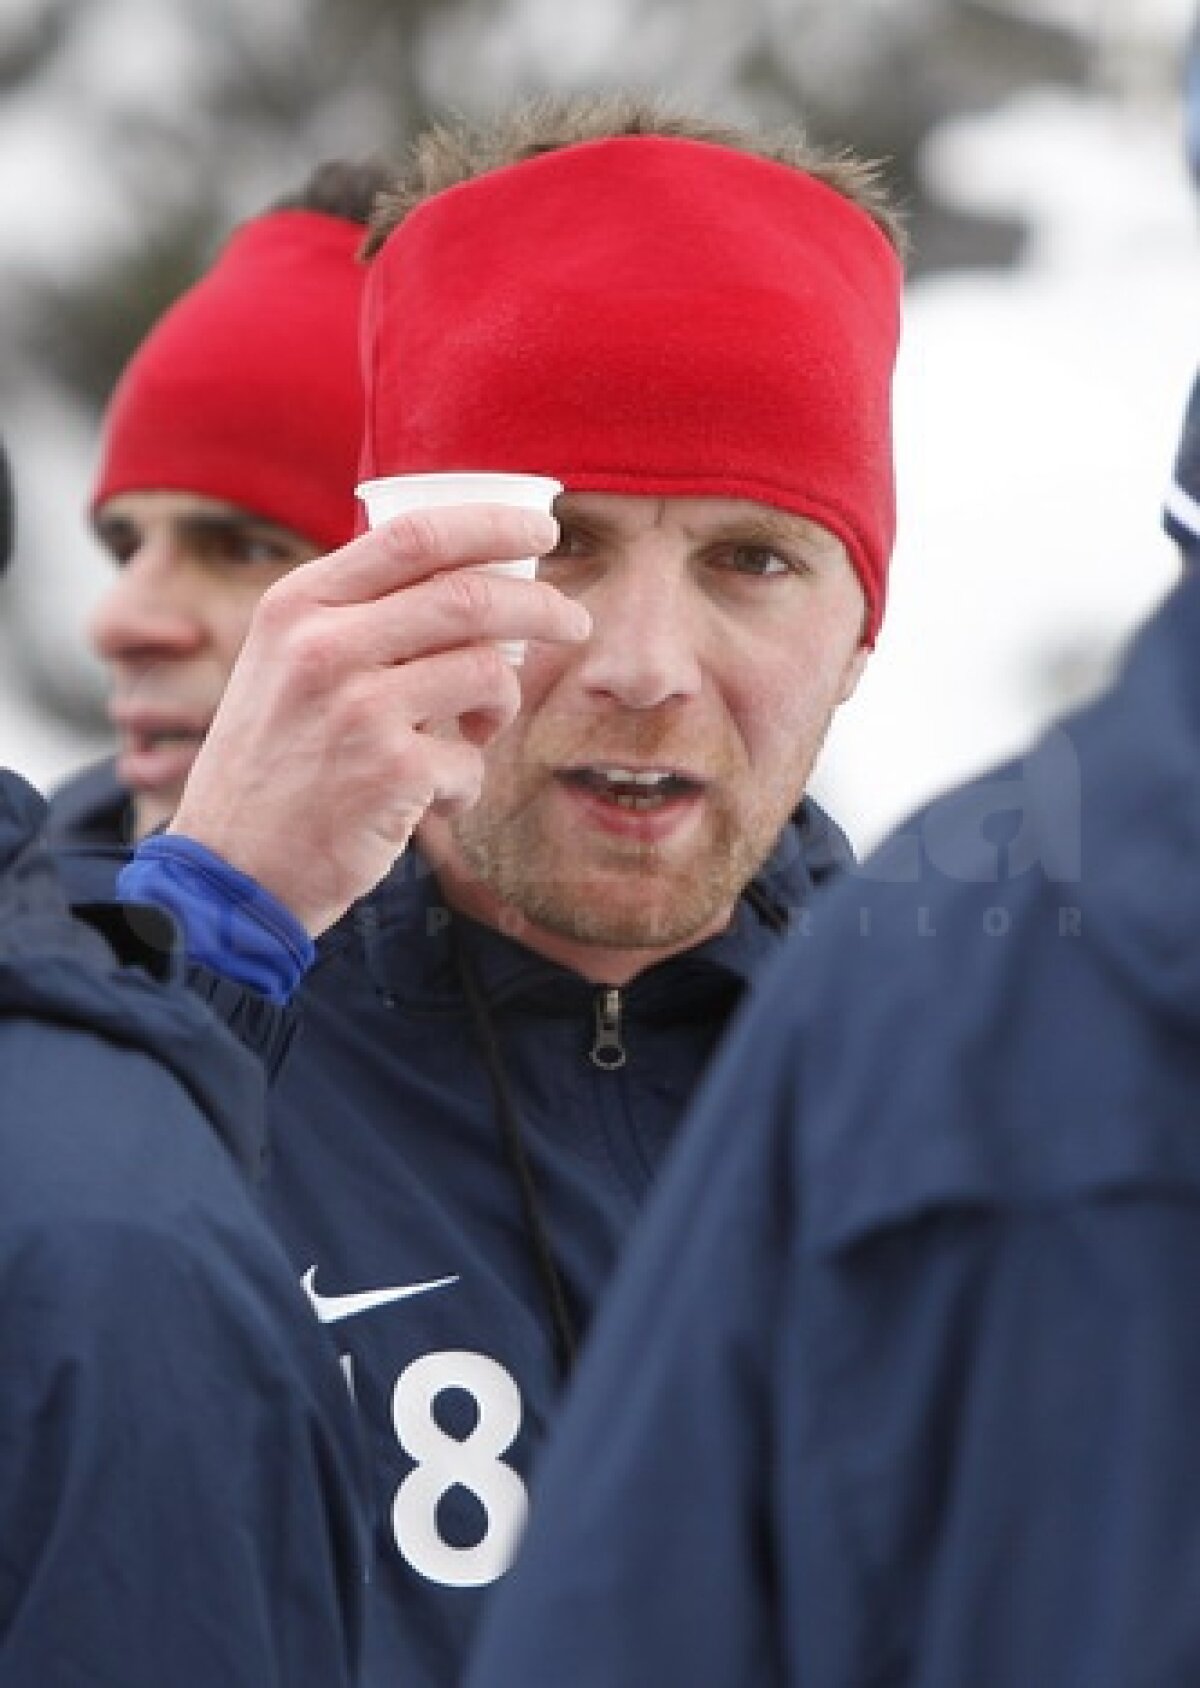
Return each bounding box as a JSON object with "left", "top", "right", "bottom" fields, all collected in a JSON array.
[{"left": 590, "top": 986, "right": 627, "bottom": 1070}]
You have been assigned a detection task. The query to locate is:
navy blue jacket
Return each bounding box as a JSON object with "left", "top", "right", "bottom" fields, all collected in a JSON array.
[
  {"left": 0, "top": 771, "right": 367, "bottom": 1686},
  {"left": 42, "top": 757, "right": 133, "bottom": 852},
  {"left": 467, "top": 567, "right": 1200, "bottom": 1688},
  {"left": 50, "top": 793, "right": 846, "bottom": 1686}
]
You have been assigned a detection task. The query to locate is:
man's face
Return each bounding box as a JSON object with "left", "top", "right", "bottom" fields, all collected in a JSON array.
[
  {"left": 89, "top": 490, "right": 318, "bottom": 838},
  {"left": 418, "top": 493, "right": 869, "bottom": 982}
]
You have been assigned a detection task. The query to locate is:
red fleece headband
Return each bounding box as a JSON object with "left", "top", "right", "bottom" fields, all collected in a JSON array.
[
  {"left": 362, "top": 135, "right": 901, "bottom": 639},
  {"left": 92, "top": 209, "right": 367, "bottom": 554}
]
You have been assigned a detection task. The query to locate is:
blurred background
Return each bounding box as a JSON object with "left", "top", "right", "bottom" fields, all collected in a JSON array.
[{"left": 1, "top": 0, "right": 1196, "bottom": 850}]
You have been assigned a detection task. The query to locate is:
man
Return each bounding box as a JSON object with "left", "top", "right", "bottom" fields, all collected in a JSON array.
[
  {"left": 1163, "top": 363, "right": 1200, "bottom": 566},
  {"left": 71, "top": 95, "right": 904, "bottom": 1683},
  {"left": 0, "top": 439, "right": 368, "bottom": 1686},
  {"left": 462, "top": 454, "right": 1200, "bottom": 1685},
  {"left": 46, "top": 159, "right": 388, "bottom": 851}
]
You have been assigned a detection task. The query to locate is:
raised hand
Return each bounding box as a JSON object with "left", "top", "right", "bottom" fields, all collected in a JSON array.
[{"left": 170, "top": 504, "right": 589, "bottom": 935}]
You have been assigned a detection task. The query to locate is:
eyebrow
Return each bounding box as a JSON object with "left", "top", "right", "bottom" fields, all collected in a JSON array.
[
  {"left": 690, "top": 512, "right": 844, "bottom": 554},
  {"left": 95, "top": 511, "right": 297, "bottom": 547},
  {"left": 557, "top": 498, "right": 844, "bottom": 555},
  {"left": 178, "top": 513, "right": 295, "bottom": 544}
]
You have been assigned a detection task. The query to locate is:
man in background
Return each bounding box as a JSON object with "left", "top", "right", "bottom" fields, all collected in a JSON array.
[
  {"left": 46, "top": 158, "right": 388, "bottom": 849},
  {"left": 463, "top": 387, "right": 1200, "bottom": 1687},
  {"left": 1163, "top": 363, "right": 1200, "bottom": 566},
  {"left": 0, "top": 438, "right": 368, "bottom": 1686}
]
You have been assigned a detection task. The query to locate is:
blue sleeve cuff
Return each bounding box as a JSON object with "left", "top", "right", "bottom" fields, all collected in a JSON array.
[{"left": 117, "top": 835, "right": 316, "bottom": 1004}]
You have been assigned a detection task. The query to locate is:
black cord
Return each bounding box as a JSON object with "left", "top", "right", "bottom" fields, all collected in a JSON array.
[
  {"left": 450, "top": 879, "right": 783, "bottom": 1382},
  {"left": 451, "top": 922, "right": 578, "bottom": 1380},
  {"left": 744, "top": 878, "right": 791, "bottom": 935}
]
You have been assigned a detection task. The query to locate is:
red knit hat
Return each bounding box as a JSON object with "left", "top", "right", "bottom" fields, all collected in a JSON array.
[
  {"left": 361, "top": 135, "right": 902, "bottom": 640},
  {"left": 91, "top": 209, "right": 367, "bottom": 554}
]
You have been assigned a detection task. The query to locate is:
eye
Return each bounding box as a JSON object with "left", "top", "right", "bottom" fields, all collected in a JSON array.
[
  {"left": 95, "top": 520, "right": 141, "bottom": 567},
  {"left": 194, "top": 524, "right": 301, "bottom": 568},
  {"left": 234, "top": 533, "right": 296, "bottom": 566},
  {"left": 543, "top": 520, "right": 593, "bottom": 562},
  {"left": 536, "top": 520, "right": 600, "bottom": 588},
  {"left": 718, "top": 544, "right": 796, "bottom": 578}
]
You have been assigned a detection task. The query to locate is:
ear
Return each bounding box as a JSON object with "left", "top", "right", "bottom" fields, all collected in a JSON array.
[{"left": 835, "top": 640, "right": 870, "bottom": 705}]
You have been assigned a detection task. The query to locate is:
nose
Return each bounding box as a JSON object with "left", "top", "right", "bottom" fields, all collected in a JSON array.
[
  {"left": 573, "top": 565, "right": 704, "bottom": 710},
  {"left": 88, "top": 533, "right": 206, "bottom": 664}
]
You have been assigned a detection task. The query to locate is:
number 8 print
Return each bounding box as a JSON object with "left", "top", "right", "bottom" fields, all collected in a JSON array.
[{"left": 391, "top": 1350, "right": 530, "bottom": 1587}]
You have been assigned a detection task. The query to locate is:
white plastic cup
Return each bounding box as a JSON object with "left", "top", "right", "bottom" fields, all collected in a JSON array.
[{"left": 355, "top": 471, "right": 563, "bottom": 664}]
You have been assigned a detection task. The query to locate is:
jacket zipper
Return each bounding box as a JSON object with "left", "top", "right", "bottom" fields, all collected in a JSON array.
[{"left": 590, "top": 986, "right": 627, "bottom": 1070}]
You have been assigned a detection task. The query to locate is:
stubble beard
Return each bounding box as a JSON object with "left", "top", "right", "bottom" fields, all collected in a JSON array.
[{"left": 448, "top": 765, "right": 808, "bottom": 953}]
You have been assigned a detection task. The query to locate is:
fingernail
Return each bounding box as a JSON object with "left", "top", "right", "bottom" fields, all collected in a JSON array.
[
  {"left": 570, "top": 603, "right": 592, "bottom": 638},
  {"left": 525, "top": 512, "right": 558, "bottom": 550}
]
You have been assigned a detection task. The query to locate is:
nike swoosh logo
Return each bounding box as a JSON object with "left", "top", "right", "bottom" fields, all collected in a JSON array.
[{"left": 301, "top": 1266, "right": 459, "bottom": 1326}]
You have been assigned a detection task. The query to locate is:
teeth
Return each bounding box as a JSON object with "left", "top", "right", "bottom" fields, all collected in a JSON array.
[
  {"left": 569, "top": 765, "right": 694, "bottom": 810},
  {"left": 597, "top": 767, "right": 672, "bottom": 786}
]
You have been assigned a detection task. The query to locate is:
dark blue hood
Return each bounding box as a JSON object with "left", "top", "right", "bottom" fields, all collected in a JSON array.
[
  {"left": 1062, "top": 566, "right": 1200, "bottom": 1016},
  {"left": 0, "top": 768, "right": 266, "bottom": 1176}
]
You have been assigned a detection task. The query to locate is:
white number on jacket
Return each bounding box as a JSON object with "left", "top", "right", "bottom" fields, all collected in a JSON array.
[{"left": 390, "top": 1349, "right": 528, "bottom": 1587}]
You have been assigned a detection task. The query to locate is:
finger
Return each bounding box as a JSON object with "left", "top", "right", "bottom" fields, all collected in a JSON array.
[
  {"left": 297, "top": 504, "right": 560, "bottom": 607},
  {"left": 332, "top": 568, "right": 590, "bottom": 669},
  {"left": 416, "top": 733, "right": 490, "bottom": 813},
  {"left": 384, "top": 641, "right": 524, "bottom": 736},
  {"left": 359, "top": 735, "right": 485, "bottom": 844}
]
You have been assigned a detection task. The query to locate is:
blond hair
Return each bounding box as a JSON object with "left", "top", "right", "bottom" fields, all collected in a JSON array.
[{"left": 362, "top": 92, "right": 906, "bottom": 260}]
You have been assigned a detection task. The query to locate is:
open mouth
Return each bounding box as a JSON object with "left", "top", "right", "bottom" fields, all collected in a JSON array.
[
  {"left": 560, "top": 766, "right": 702, "bottom": 811},
  {"left": 115, "top": 724, "right": 210, "bottom": 795},
  {"left": 129, "top": 729, "right": 206, "bottom": 753}
]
